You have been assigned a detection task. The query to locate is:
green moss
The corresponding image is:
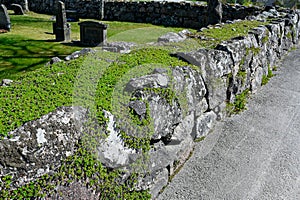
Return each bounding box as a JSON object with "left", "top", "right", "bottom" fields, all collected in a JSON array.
[
  {"left": 262, "top": 35, "right": 269, "bottom": 44},
  {"left": 246, "top": 47, "right": 260, "bottom": 56},
  {"left": 237, "top": 70, "right": 247, "bottom": 85},
  {"left": 143, "top": 88, "right": 177, "bottom": 106},
  {"left": 286, "top": 31, "right": 292, "bottom": 39},
  {"left": 190, "top": 20, "right": 268, "bottom": 49},
  {"left": 194, "top": 136, "right": 206, "bottom": 142}
]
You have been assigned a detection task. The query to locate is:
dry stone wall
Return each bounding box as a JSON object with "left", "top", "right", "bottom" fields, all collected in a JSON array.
[{"left": 0, "top": 2, "right": 299, "bottom": 200}]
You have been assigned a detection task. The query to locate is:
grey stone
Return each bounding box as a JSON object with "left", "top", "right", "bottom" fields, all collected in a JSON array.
[
  {"left": 152, "top": 68, "right": 168, "bottom": 74},
  {"left": 149, "top": 168, "right": 169, "bottom": 199},
  {"left": 96, "top": 111, "right": 137, "bottom": 168},
  {"left": 172, "top": 66, "right": 207, "bottom": 114},
  {"left": 176, "top": 49, "right": 232, "bottom": 109},
  {"left": 0, "top": 106, "right": 87, "bottom": 189},
  {"left": 125, "top": 73, "right": 169, "bottom": 93},
  {"left": 102, "top": 41, "right": 137, "bottom": 53},
  {"left": 178, "top": 29, "right": 192, "bottom": 38},
  {"left": 128, "top": 100, "right": 147, "bottom": 117},
  {"left": 165, "top": 113, "right": 195, "bottom": 172},
  {"left": 78, "top": 21, "right": 108, "bottom": 46},
  {"left": 158, "top": 32, "right": 186, "bottom": 43},
  {"left": 0, "top": 4, "right": 10, "bottom": 31},
  {"left": 195, "top": 111, "right": 217, "bottom": 139},
  {"left": 11, "top": 4, "right": 24, "bottom": 15},
  {"left": 134, "top": 89, "right": 182, "bottom": 141},
  {"left": 48, "top": 56, "right": 62, "bottom": 65},
  {"left": 1, "top": 79, "right": 13, "bottom": 86},
  {"left": 64, "top": 48, "right": 95, "bottom": 61},
  {"left": 135, "top": 168, "right": 169, "bottom": 199},
  {"left": 148, "top": 141, "right": 175, "bottom": 172}
]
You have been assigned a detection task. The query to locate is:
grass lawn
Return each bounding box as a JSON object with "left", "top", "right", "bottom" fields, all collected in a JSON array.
[{"left": 0, "top": 11, "right": 184, "bottom": 80}]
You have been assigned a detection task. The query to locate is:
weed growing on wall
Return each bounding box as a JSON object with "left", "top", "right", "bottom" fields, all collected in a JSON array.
[
  {"left": 226, "top": 89, "right": 250, "bottom": 115},
  {"left": 261, "top": 66, "right": 275, "bottom": 85}
]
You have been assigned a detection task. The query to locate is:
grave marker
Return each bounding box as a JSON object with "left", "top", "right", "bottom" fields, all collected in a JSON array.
[
  {"left": 55, "top": 1, "right": 71, "bottom": 42},
  {"left": 11, "top": 4, "right": 25, "bottom": 15},
  {"left": 0, "top": 4, "right": 10, "bottom": 31},
  {"left": 78, "top": 21, "right": 108, "bottom": 46}
]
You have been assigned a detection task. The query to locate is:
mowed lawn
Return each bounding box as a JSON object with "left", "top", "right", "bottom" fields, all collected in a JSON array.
[{"left": 0, "top": 11, "right": 183, "bottom": 80}]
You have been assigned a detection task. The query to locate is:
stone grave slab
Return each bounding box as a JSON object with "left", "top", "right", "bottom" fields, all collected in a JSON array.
[{"left": 78, "top": 21, "right": 107, "bottom": 46}]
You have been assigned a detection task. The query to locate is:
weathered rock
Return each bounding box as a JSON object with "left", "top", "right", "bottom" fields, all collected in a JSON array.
[
  {"left": 48, "top": 180, "right": 100, "bottom": 199},
  {"left": 129, "top": 100, "right": 147, "bottom": 118},
  {"left": 172, "top": 66, "right": 207, "bottom": 115},
  {"left": 140, "top": 89, "right": 182, "bottom": 141},
  {"left": 96, "top": 111, "right": 137, "bottom": 169},
  {"left": 148, "top": 141, "right": 175, "bottom": 172},
  {"left": 125, "top": 73, "right": 169, "bottom": 93},
  {"left": 64, "top": 48, "right": 95, "bottom": 61},
  {"left": 102, "top": 41, "right": 137, "bottom": 53},
  {"left": 11, "top": 4, "right": 24, "bottom": 15},
  {"left": 136, "top": 168, "right": 169, "bottom": 199},
  {"left": 165, "top": 113, "right": 195, "bottom": 173},
  {"left": 195, "top": 111, "right": 217, "bottom": 139},
  {"left": 0, "top": 106, "right": 87, "bottom": 189},
  {"left": 178, "top": 29, "right": 192, "bottom": 38},
  {"left": 47, "top": 56, "right": 62, "bottom": 65},
  {"left": 1, "top": 79, "right": 13, "bottom": 86},
  {"left": 158, "top": 32, "right": 186, "bottom": 43},
  {"left": 177, "top": 49, "right": 232, "bottom": 109}
]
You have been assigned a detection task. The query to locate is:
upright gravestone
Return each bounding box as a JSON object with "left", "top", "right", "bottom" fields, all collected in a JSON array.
[
  {"left": 78, "top": 21, "right": 107, "bottom": 46},
  {"left": 0, "top": 4, "right": 10, "bottom": 31},
  {"left": 11, "top": 4, "right": 25, "bottom": 15},
  {"left": 55, "top": 1, "right": 71, "bottom": 42},
  {"left": 207, "top": 0, "right": 222, "bottom": 25}
]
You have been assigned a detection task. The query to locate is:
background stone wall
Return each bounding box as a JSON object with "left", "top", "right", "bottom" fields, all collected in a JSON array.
[{"left": 0, "top": 0, "right": 262, "bottom": 28}]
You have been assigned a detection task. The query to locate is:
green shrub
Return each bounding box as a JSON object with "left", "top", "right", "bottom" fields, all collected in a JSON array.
[{"left": 226, "top": 89, "right": 250, "bottom": 115}]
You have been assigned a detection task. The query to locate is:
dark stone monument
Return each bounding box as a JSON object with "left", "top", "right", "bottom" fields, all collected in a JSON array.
[
  {"left": 207, "top": 0, "right": 222, "bottom": 25},
  {"left": 11, "top": 4, "right": 25, "bottom": 15},
  {"left": 78, "top": 21, "right": 107, "bottom": 46},
  {"left": 55, "top": 1, "right": 71, "bottom": 42},
  {"left": 0, "top": 4, "right": 10, "bottom": 31}
]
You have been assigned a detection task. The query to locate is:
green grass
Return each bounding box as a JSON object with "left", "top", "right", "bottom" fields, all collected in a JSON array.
[
  {"left": 0, "top": 12, "right": 186, "bottom": 80},
  {"left": 191, "top": 20, "right": 268, "bottom": 48}
]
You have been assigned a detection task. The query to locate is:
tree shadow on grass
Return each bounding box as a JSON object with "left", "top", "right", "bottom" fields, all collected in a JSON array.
[{"left": 0, "top": 37, "right": 82, "bottom": 80}]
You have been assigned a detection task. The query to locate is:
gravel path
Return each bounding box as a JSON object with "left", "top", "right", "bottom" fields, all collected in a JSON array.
[{"left": 158, "top": 48, "right": 300, "bottom": 200}]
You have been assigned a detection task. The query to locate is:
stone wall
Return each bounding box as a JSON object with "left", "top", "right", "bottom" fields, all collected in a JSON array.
[
  {"left": 0, "top": 0, "right": 262, "bottom": 28},
  {"left": 1, "top": 7, "right": 299, "bottom": 199},
  {"left": 104, "top": 2, "right": 262, "bottom": 28}
]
